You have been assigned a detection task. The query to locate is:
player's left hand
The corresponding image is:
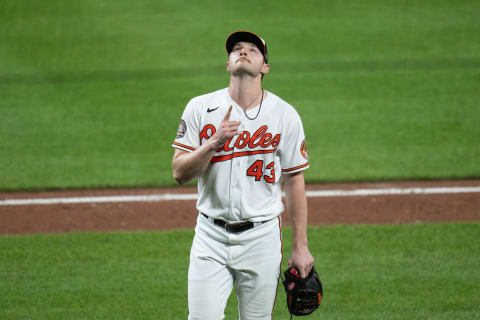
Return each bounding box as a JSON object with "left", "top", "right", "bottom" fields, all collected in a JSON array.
[{"left": 288, "top": 245, "right": 314, "bottom": 278}]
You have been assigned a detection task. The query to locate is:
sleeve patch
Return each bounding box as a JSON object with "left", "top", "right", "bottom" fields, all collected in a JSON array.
[
  {"left": 176, "top": 119, "right": 187, "bottom": 138},
  {"left": 300, "top": 139, "right": 308, "bottom": 160}
]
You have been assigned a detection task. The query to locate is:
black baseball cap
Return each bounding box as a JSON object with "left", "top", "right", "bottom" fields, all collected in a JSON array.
[{"left": 226, "top": 31, "right": 268, "bottom": 63}]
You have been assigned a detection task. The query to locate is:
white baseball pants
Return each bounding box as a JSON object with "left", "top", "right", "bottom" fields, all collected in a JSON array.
[{"left": 188, "top": 213, "right": 283, "bottom": 320}]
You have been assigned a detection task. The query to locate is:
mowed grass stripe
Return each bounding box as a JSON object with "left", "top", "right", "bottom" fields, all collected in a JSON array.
[{"left": 2, "top": 56, "right": 479, "bottom": 85}]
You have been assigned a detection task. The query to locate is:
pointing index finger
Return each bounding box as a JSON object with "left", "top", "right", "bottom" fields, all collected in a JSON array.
[{"left": 224, "top": 105, "right": 233, "bottom": 121}]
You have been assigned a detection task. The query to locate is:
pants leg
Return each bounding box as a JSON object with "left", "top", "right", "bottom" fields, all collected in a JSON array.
[
  {"left": 188, "top": 215, "right": 233, "bottom": 320},
  {"left": 188, "top": 215, "right": 283, "bottom": 320},
  {"left": 234, "top": 218, "right": 283, "bottom": 320}
]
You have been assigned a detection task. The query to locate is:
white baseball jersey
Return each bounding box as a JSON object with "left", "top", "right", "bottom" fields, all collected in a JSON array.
[{"left": 172, "top": 87, "right": 309, "bottom": 222}]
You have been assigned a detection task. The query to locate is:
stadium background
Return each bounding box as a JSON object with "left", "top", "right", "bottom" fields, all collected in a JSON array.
[{"left": 1, "top": 0, "right": 479, "bottom": 319}]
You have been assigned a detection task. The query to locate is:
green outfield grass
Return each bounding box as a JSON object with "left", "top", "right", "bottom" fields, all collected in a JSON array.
[
  {"left": 1, "top": 0, "right": 479, "bottom": 190},
  {"left": 1, "top": 223, "right": 479, "bottom": 319}
]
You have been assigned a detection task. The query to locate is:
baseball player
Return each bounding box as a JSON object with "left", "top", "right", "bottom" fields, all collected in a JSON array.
[{"left": 172, "top": 31, "right": 314, "bottom": 320}]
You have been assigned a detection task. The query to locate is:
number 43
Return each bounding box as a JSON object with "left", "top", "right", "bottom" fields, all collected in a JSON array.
[{"left": 246, "top": 160, "right": 275, "bottom": 183}]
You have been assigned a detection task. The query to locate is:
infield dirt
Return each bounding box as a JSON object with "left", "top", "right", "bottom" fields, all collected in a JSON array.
[{"left": 1, "top": 180, "right": 479, "bottom": 235}]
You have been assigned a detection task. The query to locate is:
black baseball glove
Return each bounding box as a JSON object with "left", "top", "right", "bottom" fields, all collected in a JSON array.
[{"left": 282, "top": 266, "right": 323, "bottom": 318}]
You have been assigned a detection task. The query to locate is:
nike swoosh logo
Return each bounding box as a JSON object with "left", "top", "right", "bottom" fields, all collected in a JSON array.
[{"left": 207, "top": 106, "right": 220, "bottom": 113}]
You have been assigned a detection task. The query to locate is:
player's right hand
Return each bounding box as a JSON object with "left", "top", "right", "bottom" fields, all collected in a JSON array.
[{"left": 211, "top": 105, "right": 241, "bottom": 149}]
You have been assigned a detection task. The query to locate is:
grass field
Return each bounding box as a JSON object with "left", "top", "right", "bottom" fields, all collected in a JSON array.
[
  {"left": 1, "top": 0, "right": 479, "bottom": 190},
  {"left": 1, "top": 2, "right": 479, "bottom": 319},
  {"left": 1, "top": 223, "right": 479, "bottom": 319}
]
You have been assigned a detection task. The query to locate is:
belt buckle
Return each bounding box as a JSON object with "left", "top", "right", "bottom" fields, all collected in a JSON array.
[
  {"left": 225, "top": 221, "right": 252, "bottom": 233},
  {"left": 225, "top": 222, "right": 237, "bottom": 233}
]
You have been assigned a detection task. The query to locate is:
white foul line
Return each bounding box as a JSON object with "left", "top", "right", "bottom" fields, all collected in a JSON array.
[
  {"left": 1, "top": 186, "right": 479, "bottom": 206},
  {"left": 305, "top": 186, "right": 480, "bottom": 197},
  {"left": 0, "top": 193, "right": 198, "bottom": 206}
]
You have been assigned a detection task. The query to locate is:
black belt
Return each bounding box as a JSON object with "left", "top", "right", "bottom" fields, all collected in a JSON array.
[{"left": 201, "top": 213, "right": 262, "bottom": 234}]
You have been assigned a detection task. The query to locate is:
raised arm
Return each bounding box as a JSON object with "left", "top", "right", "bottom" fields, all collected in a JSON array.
[{"left": 172, "top": 106, "right": 241, "bottom": 184}]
